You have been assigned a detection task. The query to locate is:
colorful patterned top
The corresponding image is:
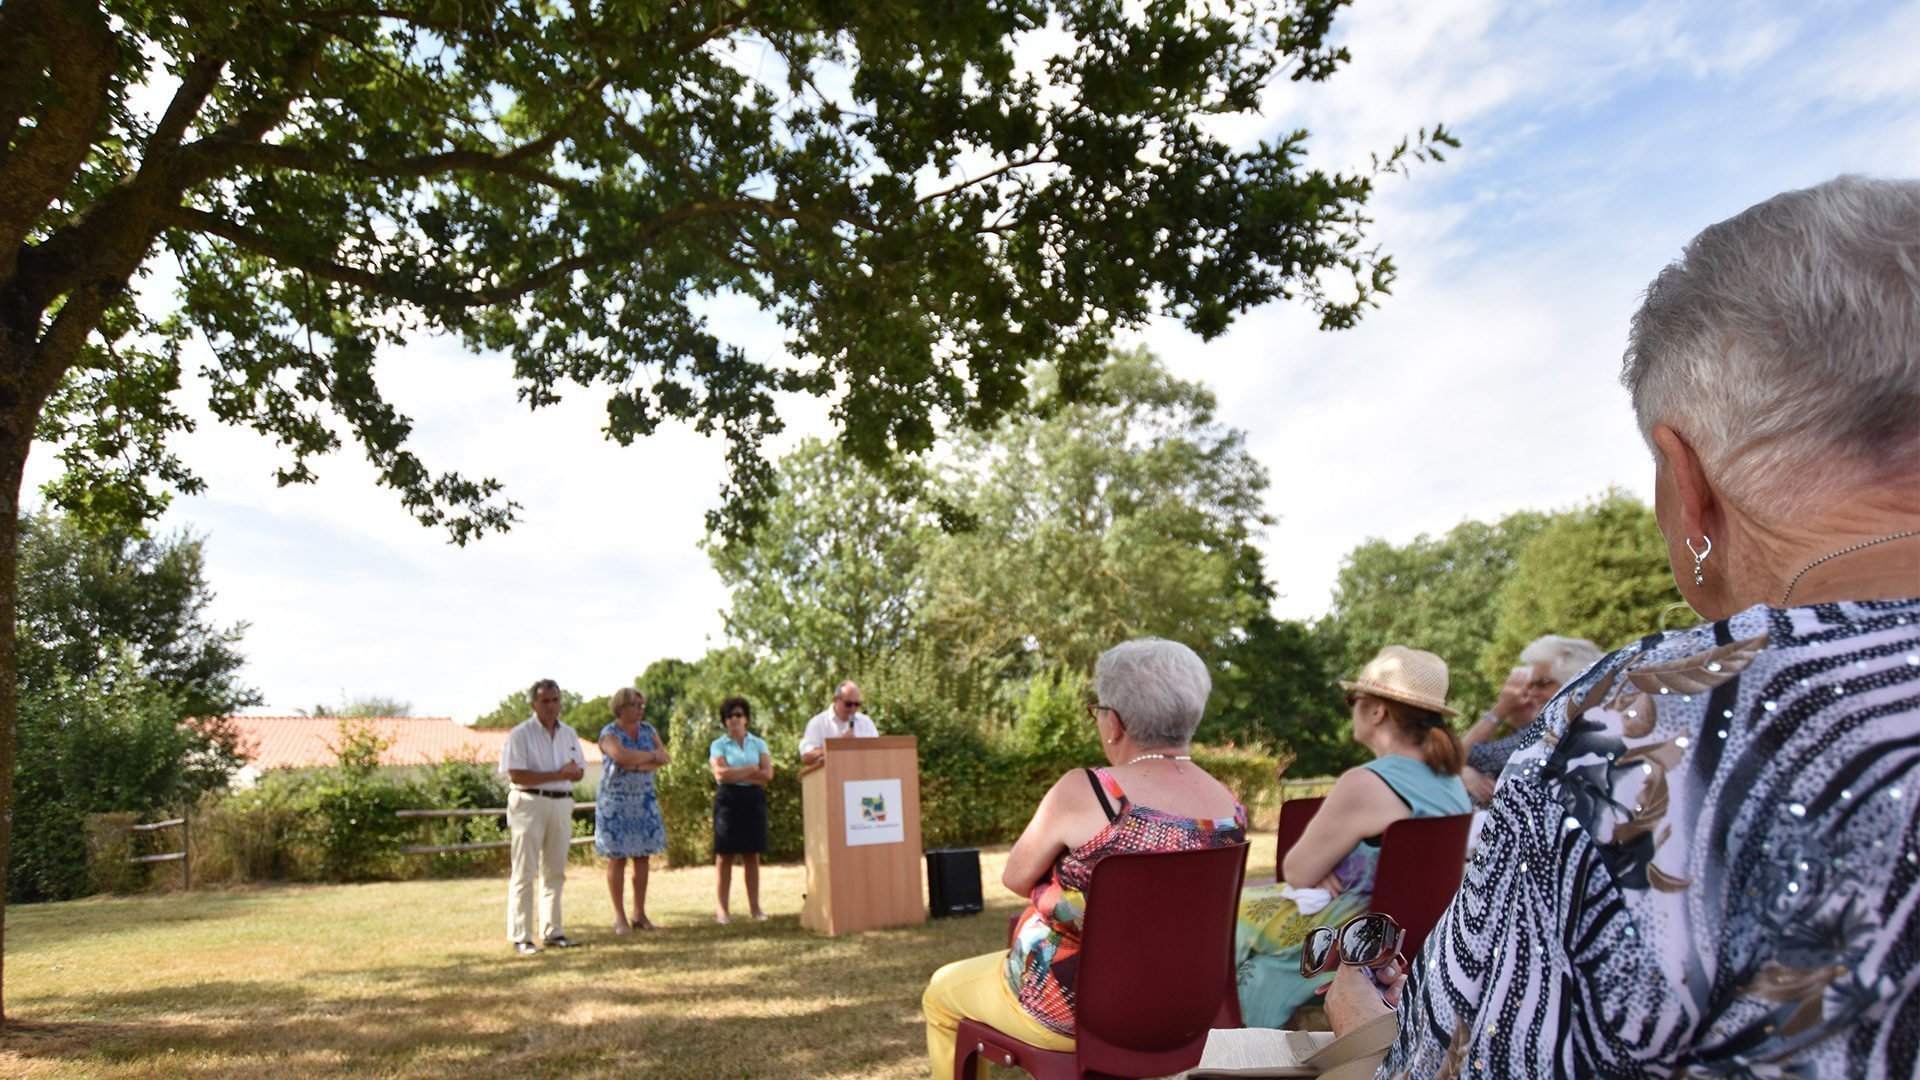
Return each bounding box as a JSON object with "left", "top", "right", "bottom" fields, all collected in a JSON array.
[
  {"left": 1387, "top": 599, "right": 1920, "bottom": 1078},
  {"left": 1004, "top": 767, "right": 1247, "bottom": 1035}
]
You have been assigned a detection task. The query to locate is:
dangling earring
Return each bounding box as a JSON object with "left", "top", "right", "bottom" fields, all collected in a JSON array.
[{"left": 1685, "top": 534, "right": 1712, "bottom": 587}]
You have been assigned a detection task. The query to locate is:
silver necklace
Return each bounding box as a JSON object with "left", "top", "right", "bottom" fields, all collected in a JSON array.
[
  {"left": 1124, "top": 752, "right": 1192, "bottom": 767},
  {"left": 1780, "top": 529, "right": 1920, "bottom": 605}
]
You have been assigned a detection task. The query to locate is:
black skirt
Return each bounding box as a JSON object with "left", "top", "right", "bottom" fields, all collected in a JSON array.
[{"left": 713, "top": 783, "right": 768, "bottom": 855}]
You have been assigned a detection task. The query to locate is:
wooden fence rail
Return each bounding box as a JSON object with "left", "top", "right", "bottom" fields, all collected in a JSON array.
[
  {"left": 396, "top": 803, "right": 597, "bottom": 856},
  {"left": 1277, "top": 776, "right": 1339, "bottom": 801},
  {"left": 128, "top": 816, "right": 190, "bottom": 889}
]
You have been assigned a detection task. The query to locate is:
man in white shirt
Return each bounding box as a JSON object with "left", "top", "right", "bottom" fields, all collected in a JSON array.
[
  {"left": 498, "top": 678, "right": 586, "bottom": 953},
  {"left": 798, "top": 680, "right": 879, "bottom": 766}
]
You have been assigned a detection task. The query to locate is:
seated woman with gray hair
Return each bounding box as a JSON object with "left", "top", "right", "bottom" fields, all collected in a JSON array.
[
  {"left": 1457, "top": 634, "right": 1603, "bottom": 805},
  {"left": 922, "top": 638, "right": 1246, "bottom": 1080},
  {"left": 1322, "top": 177, "right": 1920, "bottom": 1078}
]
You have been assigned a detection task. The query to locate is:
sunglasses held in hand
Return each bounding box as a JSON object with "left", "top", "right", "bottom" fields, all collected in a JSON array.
[{"left": 1300, "top": 912, "right": 1407, "bottom": 978}]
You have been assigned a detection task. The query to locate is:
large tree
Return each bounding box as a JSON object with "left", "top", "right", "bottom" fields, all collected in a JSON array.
[
  {"left": 709, "top": 348, "right": 1280, "bottom": 729},
  {"left": 706, "top": 436, "right": 934, "bottom": 714},
  {"left": 0, "top": 0, "right": 1450, "bottom": 1012},
  {"left": 919, "top": 346, "right": 1272, "bottom": 687}
]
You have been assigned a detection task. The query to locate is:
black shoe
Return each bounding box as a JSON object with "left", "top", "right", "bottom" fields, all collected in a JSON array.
[
  {"left": 514, "top": 940, "right": 540, "bottom": 955},
  {"left": 543, "top": 935, "right": 582, "bottom": 949}
]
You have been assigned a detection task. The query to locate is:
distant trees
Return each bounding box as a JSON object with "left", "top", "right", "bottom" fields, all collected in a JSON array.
[
  {"left": 1480, "top": 490, "right": 1687, "bottom": 689},
  {"left": 1317, "top": 490, "right": 1683, "bottom": 720},
  {"left": 1318, "top": 511, "right": 1551, "bottom": 716},
  {"left": 920, "top": 347, "right": 1273, "bottom": 685},
  {"left": 699, "top": 349, "right": 1331, "bottom": 762},
  {"left": 304, "top": 695, "right": 413, "bottom": 719},
  {"left": 471, "top": 687, "right": 582, "bottom": 730}
]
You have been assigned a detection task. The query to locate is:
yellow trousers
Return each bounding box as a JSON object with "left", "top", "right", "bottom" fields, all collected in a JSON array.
[{"left": 923, "top": 951, "right": 1076, "bottom": 1080}]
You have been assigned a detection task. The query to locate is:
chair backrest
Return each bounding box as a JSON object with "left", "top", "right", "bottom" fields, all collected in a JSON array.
[
  {"left": 1369, "top": 813, "right": 1473, "bottom": 959},
  {"left": 1273, "top": 796, "right": 1325, "bottom": 880},
  {"left": 1072, "top": 841, "right": 1250, "bottom": 1078}
]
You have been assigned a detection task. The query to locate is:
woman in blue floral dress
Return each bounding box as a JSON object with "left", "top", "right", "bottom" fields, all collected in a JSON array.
[{"left": 596, "top": 687, "right": 670, "bottom": 933}]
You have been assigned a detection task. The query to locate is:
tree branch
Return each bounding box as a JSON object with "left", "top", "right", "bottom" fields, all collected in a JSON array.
[
  {"left": 175, "top": 33, "right": 328, "bottom": 186},
  {"left": 916, "top": 151, "right": 1055, "bottom": 205},
  {"left": 149, "top": 53, "right": 229, "bottom": 152},
  {"left": 227, "top": 141, "right": 584, "bottom": 192}
]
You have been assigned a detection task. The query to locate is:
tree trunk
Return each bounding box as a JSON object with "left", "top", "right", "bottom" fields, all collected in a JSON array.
[{"left": 0, "top": 386, "right": 29, "bottom": 1024}]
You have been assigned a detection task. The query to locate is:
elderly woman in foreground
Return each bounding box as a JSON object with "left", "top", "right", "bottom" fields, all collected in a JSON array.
[
  {"left": 1324, "top": 176, "right": 1920, "bottom": 1079},
  {"left": 921, "top": 638, "right": 1246, "bottom": 1080}
]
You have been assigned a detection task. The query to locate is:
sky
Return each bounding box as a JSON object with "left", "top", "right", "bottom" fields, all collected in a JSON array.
[{"left": 26, "top": 0, "right": 1920, "bottom": 724}]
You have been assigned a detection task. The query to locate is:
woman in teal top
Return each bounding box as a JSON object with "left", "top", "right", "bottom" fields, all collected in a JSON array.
[
  {"left": 708, "top": 696, "right": 772, "bottom": 924},
  {"left": 1235, "top": 645, "right": 1471, "bottom": 1027}
]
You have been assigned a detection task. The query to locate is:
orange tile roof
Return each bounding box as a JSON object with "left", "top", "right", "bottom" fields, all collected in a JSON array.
[{"left": 223, "top": 716, "right": 604, "bottom": 771}]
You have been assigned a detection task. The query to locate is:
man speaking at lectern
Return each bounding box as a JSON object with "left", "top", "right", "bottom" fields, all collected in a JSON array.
[{"left": 799, "top": 681, "right": 879, "bottom": 766}]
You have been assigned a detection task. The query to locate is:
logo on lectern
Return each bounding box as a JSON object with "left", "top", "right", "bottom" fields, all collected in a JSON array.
[{"left": 860, "top": 794, "right": 889, "bottom": 822}]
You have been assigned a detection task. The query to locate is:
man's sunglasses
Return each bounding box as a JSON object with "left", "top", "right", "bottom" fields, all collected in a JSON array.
[{"left": 1300, "top": 912, "right": 1406, "bottom": 978}]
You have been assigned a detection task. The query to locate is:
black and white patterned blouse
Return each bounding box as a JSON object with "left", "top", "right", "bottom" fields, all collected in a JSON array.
[{"left": 1386, "top": 598, "right": 1920, "bottom": 1078}]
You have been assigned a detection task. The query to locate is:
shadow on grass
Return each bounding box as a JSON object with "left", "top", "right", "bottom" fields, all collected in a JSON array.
[{"left": 5, "top": 887, "right": 312, "bottom": 955}]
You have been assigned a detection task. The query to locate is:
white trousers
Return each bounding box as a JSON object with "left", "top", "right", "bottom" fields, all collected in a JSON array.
[{"left": 506, "top": 790, "right": 573, "bottom": 943}]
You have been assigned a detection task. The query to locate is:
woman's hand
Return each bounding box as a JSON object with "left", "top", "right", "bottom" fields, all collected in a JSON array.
[
  {"left": 1310, "top": 871, "right": 1346, "bottom": 898},
  {"left": 1321, "top": 961, "right": 1404, "bottom": 1036},
  {"left": 1462, "top": 766, "right": 1496, "bottom": 806},
  {"left": 1282, "top": 768, "right": 1410, "bottom": 886},
  {"left": 1493, "top": 670, "right": 1530, "bottom": 726}
]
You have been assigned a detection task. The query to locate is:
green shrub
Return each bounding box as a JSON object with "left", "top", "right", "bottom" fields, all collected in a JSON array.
[
  {"left": 11, "top": 656, "right": 235, "bottom": 902},
  {"left": 405, "top": 755, "right": 513, "bottom": 878},
  {"left": 190, "top": 783, "right": 312, "bottom": 884},
  {"left": 301, "top": 720, "right": 416, "bottom": 881},
  {"left": 1010, "top": 666, "right": 1098, "bottom": 761},
  {"left": 82, "top": 812, "right": 143, "bottom": 894},
  {"left": 1192, "top": 745, "right": 1285, "bottom": 830},
  {"left": 656, "top": 707, "right": 721, "bottom": 868}
]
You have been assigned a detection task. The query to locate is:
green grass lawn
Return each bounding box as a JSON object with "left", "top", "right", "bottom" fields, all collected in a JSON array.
[
  {"left": 2, "top": 850, "right": 1037, "bottom": 1079},
  {"left": 4, "top": 830, "right": 1282, "bottom": 1078}
]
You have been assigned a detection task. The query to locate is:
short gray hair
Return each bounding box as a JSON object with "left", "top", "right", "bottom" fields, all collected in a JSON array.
[
  {"left": 1519, "top": 635, "right": 1603, "bottom": 685},
  {"left": 529, "top": 678, "right": 560, "bottom": 702},
  {"left": 1622, "top": 176, "right": 1920, "bottom": 518},
  {"left": 1093, "top": 638, "right": 1212, "bottom": 749},
  {"left": 610, "top": 686, "right": 645, "bottom": 715}
]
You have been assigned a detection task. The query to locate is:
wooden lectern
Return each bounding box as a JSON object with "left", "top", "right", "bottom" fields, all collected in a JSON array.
[{"left": 800, "top": 735, "right": 925, "bottom": 935}]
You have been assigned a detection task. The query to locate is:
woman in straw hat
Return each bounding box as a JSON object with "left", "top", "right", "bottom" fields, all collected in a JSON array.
[{"left": 1233, "top": 644, "right": 1469, "bottom": 1028}]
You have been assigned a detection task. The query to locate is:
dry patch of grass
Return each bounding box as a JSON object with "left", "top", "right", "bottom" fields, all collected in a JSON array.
[
  {"left": 2, "top": 853, "right": 1025, "bottom": 1079},
  {"left": 5, "top": 829, "right": 1278, "bottom": 1078}
]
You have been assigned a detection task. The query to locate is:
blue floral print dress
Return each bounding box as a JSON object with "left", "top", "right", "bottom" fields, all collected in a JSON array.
[
  {"left": 1389, "top": 599, "right": 1920, "bottom": 1078},
  {"left": 594, "top": 721, "right": 667, "bottom": 858}
]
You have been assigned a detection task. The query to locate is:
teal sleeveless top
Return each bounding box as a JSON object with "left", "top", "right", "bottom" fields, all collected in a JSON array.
[{"left": 1362, "top": 754, "right": 1471, "bottom": 818}]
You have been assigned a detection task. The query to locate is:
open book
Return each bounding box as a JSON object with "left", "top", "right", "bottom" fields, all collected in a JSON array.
[{"left": 1182, "top": 1027, "right": 1339, "bottom": 1077}]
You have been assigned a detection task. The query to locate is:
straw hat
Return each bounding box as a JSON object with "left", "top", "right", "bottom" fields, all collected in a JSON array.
[{"left": 1339, "top": 645, "right": 1460, "bottom": 717}]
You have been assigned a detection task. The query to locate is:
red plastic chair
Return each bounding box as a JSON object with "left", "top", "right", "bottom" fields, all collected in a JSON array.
[
  {"left": 1272, "top": 795, "right": 1325, "bottom": 880},
  {"left": 955, "top": 841, "right": 1250, "bottom": 1080},
  {"left": 1368, "top": 813, "right": 1473, "bottom": 959}
]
